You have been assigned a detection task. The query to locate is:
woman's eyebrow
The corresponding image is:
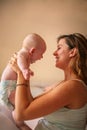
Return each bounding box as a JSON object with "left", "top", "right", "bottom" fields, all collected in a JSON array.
[{"left": 57, "top": 44, "right": 62, "bottom": 47}]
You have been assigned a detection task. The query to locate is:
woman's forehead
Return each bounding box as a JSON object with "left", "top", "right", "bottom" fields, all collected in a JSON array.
[
  {"left": 57, "top": 39, "right": 69, "bottom": 49},
  {"left": 57, "top": 38, "right": 66, "bottom": 46}
]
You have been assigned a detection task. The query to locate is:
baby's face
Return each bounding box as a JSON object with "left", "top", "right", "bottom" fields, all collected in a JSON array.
[
  {"left": 30, "top": 46, "right": 46, "bottom": 64},
  {"left": 23, "top": 34, "right": 46, "bottom": 63}
]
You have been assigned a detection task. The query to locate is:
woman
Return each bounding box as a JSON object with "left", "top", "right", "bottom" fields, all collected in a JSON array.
[{"left": 10, "top": 33, "right": 87, "bottom": 130}]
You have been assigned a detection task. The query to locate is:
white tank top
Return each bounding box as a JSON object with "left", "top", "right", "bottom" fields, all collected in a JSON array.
[{"left": 35, "top": 79, "right": 87, "bottom": 130}]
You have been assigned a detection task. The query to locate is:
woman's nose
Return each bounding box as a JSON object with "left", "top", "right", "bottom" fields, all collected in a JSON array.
[{"left": 53, "top": 50, "right": 57, "bottom": 56}]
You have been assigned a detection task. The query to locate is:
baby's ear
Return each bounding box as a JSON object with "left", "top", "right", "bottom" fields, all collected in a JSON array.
[{"left": 29, "top": 47, "right": 36, "bottom": 54}]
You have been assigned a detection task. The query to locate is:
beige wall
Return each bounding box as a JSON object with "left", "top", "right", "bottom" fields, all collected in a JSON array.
[{"left": 0, "top": 0, "right": 87, "bottom": 85}]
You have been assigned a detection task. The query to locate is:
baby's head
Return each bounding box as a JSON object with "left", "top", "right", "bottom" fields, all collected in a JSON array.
[{"left": 22, "top": 33, "right": 46, "bottom": 63}]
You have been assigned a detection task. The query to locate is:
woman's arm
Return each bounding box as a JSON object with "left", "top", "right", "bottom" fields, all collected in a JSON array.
[
  {"left": 15, "top": 71, "right": 34, "bottom": 121},
  {"left": 14, "top": 72, "right": 71, "bottom": 121},
  {"left": 10, "top": 54, "right": 71, "bottom": 121},
  {"left": 9, "top": 54, "right": 34, "bottom": 120}
]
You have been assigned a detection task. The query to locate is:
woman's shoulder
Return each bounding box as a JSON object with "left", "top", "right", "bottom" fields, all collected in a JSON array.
[
  {"left": 59, "top": 79, "right": 87, "bottom": 98},
  {"left": 55, "top": 79, "right": 87, "bottom": 101},
  {"left": 61, "top": 79, "right": 87, "bottom": 108},
  {"left": 62, "top": 79, "right": 87, "bottom": 89}
]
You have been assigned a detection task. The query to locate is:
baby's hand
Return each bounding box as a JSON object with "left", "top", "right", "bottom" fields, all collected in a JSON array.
[
  {"left": 22, "top": 69, "right": 34, "bottom": 80},
  {"left": 29, "top": 69, "right": 34, "bottom": 76}
]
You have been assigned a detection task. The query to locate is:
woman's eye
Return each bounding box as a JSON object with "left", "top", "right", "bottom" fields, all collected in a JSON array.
[{"left": 58, "top": 47, "right": 61, "bottom": 50}]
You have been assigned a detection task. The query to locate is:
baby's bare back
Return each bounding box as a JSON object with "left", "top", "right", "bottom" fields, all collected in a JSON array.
[{"left": 1, "top": 64, "right": 17, "bottom": 81}]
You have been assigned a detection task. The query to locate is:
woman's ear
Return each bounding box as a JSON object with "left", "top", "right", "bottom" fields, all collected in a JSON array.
[
  {"left": 29, "top": 47, "right": 36, "bottom": 55},
  {"left": 69, "top": 48, "right": 77, "bottom": 58}
]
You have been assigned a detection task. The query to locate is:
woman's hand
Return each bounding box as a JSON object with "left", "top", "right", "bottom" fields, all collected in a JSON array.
[
  {"left": 9, "top": 53, "right": 34, "bottom": 77},
  {"left": 9, "top": 53, "right": 21, "bottom": 74}
]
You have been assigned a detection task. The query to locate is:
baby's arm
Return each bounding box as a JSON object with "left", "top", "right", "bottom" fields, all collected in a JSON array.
[{"left": 17, "top": 50, "right": 30, "bottom": 80}]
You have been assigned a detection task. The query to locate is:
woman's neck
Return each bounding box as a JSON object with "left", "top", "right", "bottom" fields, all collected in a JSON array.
[{"left": 64, "top": 70, "right": 80, "bottom": 81}]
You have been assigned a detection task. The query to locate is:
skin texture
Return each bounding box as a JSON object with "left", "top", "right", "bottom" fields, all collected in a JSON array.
[
  {"left": 1, "top": 33, "right": 46, "bottom": 130},
  {"left": 1, "top": 33, "right": 46, "bottom": 81},
  {"left": 10, "top": 33, "right": 87, "bottom": 129}
]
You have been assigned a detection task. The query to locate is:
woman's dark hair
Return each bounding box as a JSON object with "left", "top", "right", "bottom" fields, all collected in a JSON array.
[{"left": 57, "top": 33, "right": 87, "bottom": 85}]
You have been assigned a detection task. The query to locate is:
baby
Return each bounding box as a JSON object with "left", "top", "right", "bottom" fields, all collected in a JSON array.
[{"left": 0, "top": 33, "right": 46, "bottom": 130}]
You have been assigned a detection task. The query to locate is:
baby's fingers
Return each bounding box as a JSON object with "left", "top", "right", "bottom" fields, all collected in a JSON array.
[{"left": 29, "top": 69, "right": 34, "bottom": 76}]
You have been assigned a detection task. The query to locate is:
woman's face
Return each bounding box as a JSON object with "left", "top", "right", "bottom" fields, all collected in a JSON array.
[{"left": 53, "top": 38, "right": 72, "bottom": 69}]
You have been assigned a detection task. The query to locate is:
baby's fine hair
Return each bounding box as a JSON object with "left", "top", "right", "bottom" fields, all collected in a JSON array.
[{"left": 22, "top": 33, "right": 46, "bottom": 49}]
